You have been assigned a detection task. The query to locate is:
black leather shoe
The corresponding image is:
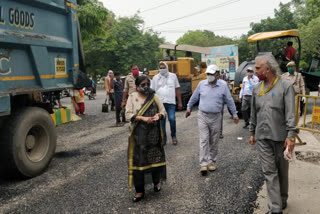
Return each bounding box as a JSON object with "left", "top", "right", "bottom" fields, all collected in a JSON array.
[
  {"left": 154, "top": 183, "right": 161, "bottom": 192},
  {"left": 132, "top": 193, "right": 144, "bottom": 202},
  {"left": 243, "top": 123, "right": 249, "bottom": 128},
  {"left": 282, "top": 201, "right": 287, "bottom": 210}
]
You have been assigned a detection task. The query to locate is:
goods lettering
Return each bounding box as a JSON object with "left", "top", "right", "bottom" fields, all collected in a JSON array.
[{"left": 8, "top": 8, "right": 35, "bottom": 29}]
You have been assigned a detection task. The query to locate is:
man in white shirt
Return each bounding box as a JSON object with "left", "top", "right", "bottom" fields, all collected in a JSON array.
[
  {"left": 151, "top": 62, "right": 183, "bottom": 145},
  {"left": 239, "top": 67, "right": 259, "bottom": 128}
]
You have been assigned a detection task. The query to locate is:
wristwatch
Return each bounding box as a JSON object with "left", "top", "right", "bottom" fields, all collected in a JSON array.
[{"left": 288, "top": 137, "right": 295, "bottom": 141}]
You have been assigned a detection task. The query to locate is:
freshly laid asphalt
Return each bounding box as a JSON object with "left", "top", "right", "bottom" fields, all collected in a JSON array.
[{"left": 0, "top": 90, "right": 264, "bottom": 214}]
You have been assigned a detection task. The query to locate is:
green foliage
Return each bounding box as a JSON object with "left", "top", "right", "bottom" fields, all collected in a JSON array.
[
  {"left": 234, "top": 35, "right": 256, "bottom": 63},
  {"left": 299, "top": 16, "right": 320, "bottom": 62},
  {"left": 82, "top": 14, "right": 164, "bottom": 78},
  {"left": 77, "top": 1, "right": 164, "bottom": 79},
  {"left": 106, "top": 15, "right": 164, "bottom": 73},
  {"left": 77, "top": 0, "right": 320, "bottom": 79},
  {"left": 176, "top": 30, "right": 234, "bottom": 64},
  {"left": 78, "top": 0, "right": 110, "bottom": 42},
  {"left": 294, "top": 0, "right": 320, "bottom": 25},
  {"left": 177, "top": 30, "right": 233, "bottom": 47},
  {"left": 299, "top": 60, "right": 309, "bottom": 70},
  {"left": 249, "top": 3, "right": 297, "bottom": 34}
]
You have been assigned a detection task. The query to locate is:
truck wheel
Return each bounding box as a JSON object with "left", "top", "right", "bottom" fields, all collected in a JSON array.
[{"left": 0, "top": 107, "right": 57, "bottom": 178}]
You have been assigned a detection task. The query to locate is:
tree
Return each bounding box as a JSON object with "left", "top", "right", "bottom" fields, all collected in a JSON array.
[
  {"left": 294, "top": 0, "right": 320, "bottom": 25},
  {"left": 106, "top": 15, "right": 164, "bottom": 73},
  {"left": 176, "top": 30, "right": 235, "bottom": 64},
  {"left": 291, "top": 0, "right": 320, "bottom": 67},
  {"left": 177, "top": 30, "right": 233, "bottom": 47},
  {"left": 83, "top": 15, "right": 164, "bottom": 77},
  {"left": 299, "top": 17, "right": 320, "bottom": 63},
  {"left": 249, "top": 3, "right": 297, "bottom": 35},
  {"left": 234, "top": 35, "right": 257, "bottom": 63},
  {"left": 77, "top": 0, "right": 110, "bottom": 43}
]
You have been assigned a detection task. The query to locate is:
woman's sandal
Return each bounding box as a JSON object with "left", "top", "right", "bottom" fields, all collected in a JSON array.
[
  {"left": 132, "top": 193, "right": 145, "bottom": 202},
  {"left": 154, "top": 183, "right": 161, "bottom": 192}
]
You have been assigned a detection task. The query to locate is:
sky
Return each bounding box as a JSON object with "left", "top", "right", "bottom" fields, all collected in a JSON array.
[{"left": 100, "top": 0, "right": 291, "bottom": 43}]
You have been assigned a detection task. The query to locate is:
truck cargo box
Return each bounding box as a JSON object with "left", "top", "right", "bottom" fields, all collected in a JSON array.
[
  {"left": 0, "top": 0, "right": 86, "bottom": 178},
  {"left": 0, "top": 0, "right": 84, "bottom": 116}
]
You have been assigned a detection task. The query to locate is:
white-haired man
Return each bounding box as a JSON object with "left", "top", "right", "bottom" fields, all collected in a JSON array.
[
  {"left": 186, "top": 64, "right": 239, "bottom": 175},
  {"left": 249, "top": 55, "right": 297, "bottom": 214}
]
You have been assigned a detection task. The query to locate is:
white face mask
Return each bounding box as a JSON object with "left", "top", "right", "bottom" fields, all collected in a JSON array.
[
  {"left": 159, "top": 68, "right": 168, "bottom": 76},
  {"left": 207, "top": 75, "right": 216, "bottom": 83}
]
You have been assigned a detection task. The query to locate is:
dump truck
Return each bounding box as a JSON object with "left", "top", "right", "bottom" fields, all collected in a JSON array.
[
  {"left": 231, "top": 30, "right": 302, "bottom": 115},
  {"left": 0, "top": 0, "right": 89, "bottom": 177},
  {"left": 149, "top": 44, "right": 211, "bottom": 109}
]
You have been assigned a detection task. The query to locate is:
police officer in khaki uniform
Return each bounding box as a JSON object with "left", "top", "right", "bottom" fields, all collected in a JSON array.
[
  {"left": 281, "top": 61, "right": 306, "bottom": 115},
  {"left": 122, "top": 65, "right": 140, "bottom": 107},
  {"left": 281, "top": 61, "right": 305, "bottom": 96}
]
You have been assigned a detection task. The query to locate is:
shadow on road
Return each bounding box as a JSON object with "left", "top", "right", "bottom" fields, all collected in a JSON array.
[{"left": 54, "top": 149, "right": 82, "bottom": 159}]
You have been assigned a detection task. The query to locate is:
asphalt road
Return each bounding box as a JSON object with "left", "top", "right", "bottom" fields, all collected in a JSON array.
[{"left": 0, "top": 90, "right": 264, "bottom": 214}]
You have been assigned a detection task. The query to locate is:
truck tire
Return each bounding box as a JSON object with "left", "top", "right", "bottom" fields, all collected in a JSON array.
[{"left": 0, "top": 107, "right": 57, "bottom": 178}]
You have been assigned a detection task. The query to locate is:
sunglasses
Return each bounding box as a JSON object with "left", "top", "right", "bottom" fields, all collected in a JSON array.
[
  {"left": 140, "top": 83, "right": 150, "bottom": 87},
  {"left": 206, "top": 73, "right": 218, "bottom": 76}
]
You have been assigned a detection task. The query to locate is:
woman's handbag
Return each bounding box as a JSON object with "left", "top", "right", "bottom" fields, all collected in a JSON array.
[{"left": 102, "top": 100, "right": 108, "bottom": 113}]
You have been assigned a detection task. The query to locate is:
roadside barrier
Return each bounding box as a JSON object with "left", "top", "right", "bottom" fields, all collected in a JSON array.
[
  {"left": 51, "top": 107, "right": 73, "bottom": 126},
  {"left": 295, "top": 94, "right": 320, "bottom": 145}
]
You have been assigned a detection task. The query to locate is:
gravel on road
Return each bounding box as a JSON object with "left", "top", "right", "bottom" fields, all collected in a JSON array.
[{"left": 0, "top": 90, "right": 264, "bottom": 214}]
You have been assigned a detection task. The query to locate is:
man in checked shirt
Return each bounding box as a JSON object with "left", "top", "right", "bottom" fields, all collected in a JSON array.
[{"left": 249, "top": 55, "right": 297, "bottom": 214}]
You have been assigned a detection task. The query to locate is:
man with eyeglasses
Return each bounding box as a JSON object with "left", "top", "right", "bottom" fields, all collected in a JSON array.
[{"left": 151, "top": 62, "right": 183, "bottom": 145}]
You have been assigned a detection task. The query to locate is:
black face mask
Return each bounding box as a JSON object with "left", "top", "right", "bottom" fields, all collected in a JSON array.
[{"left": 139, "top": 86, "right": 150, "bottom": 95}]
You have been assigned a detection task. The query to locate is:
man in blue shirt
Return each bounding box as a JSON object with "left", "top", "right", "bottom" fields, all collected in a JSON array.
[
  {"left": 186, "top": 64, "right": 239, "bottom": 175},
  {"left": 239, "top": 67, "right": 259, "bottom": 128}
]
